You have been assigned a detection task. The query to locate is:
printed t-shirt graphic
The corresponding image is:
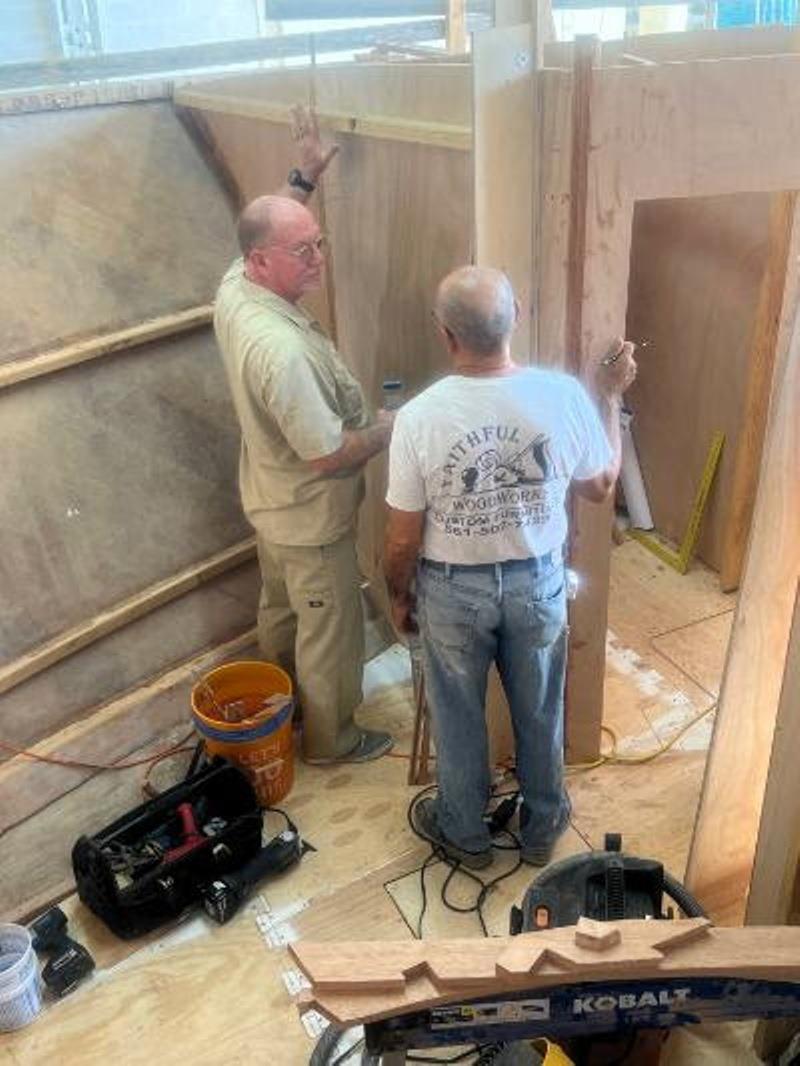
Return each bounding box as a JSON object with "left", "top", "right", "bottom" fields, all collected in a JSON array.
[{"left": 386, "top": 368, "right": 612, "bottom": 565}]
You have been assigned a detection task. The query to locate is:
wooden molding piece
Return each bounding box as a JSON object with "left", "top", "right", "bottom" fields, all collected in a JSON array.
[
  {"left": 0, "top": 626, "right": 257, "bottom": 836},
  {"left": 574, "top": 916, "right": 622, "bottom": 952},
  {"left": 0, "top": 537, "right": 256, "bottom": 698},
  {"left": 564, "top": 35, "right": 599, "bottom": 375},
  {"left": 291, "top": 921, "right": 800, "bottom": 1026},
  {"left": 562, "top": 35, "right": 611, "bottom": 765},
  {"left": 0, "top": 305, "right": 213, "bottom": 391},
  {"left": 174, "top": 89, "right": 471, "bottom": 151}
]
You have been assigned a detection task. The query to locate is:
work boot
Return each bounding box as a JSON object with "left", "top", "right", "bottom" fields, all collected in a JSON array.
[{"left": 411, "top": 796, "right": 493, "bottom": 870}]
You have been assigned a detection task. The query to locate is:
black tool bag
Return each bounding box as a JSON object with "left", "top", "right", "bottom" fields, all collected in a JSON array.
[{"left": 72, "top": 759, "right": 263, "bottom": 939}]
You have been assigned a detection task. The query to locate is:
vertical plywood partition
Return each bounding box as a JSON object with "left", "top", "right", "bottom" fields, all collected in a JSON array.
[
  {"left": 324, "top": 132, "right": 471, "bottom": 584},
  {"left": 472, "top": 23, "right": 534, "bottom": 361},
  {"left": 625, "top": 193, "right": 774, "bottom": 574},
  {"left": 719, "top": 190, "right": 798, "bottom": 591},
  {"left": 686, "top": 200, "right": 800, "bottom": 924}
]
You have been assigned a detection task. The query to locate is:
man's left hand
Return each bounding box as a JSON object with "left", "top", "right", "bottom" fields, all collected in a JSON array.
[
  {"left": 290, "top": 104, "right": 339, "bottom": 183},
  {"left": 391, "top": 596, "right": 418, "bottom": 638}
]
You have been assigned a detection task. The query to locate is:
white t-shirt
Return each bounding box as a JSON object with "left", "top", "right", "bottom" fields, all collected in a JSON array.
[{"left": 386, "top": 368, "right": 612, "bottom": 564}]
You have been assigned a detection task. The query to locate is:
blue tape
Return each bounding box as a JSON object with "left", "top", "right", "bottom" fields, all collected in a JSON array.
[{"left": 193, "top": 699, "right": 294, "bottom": 743}]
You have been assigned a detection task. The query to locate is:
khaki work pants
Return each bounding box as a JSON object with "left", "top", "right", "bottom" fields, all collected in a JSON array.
[{"left": 256, "top": 532, "right": 364, "bottom": 760}]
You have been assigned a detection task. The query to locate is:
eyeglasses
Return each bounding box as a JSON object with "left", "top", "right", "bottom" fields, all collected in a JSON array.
[{"left": 286, "top": 234, "right": 329, "bottom": 262}]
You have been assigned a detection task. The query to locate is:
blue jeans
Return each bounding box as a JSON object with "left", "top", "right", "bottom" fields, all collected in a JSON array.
[{"left": 416, "top": 553, "right": 568, "bottom": 854}]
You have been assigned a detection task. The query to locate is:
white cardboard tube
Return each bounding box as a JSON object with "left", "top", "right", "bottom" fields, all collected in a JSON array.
[{"left": 620, "top": 409, "right": 654, "bottom": 530}]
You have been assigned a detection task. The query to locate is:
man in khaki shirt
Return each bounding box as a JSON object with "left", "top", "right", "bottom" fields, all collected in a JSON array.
[{"left": 215, "top": 110, "right": 393, "bottom": 764}]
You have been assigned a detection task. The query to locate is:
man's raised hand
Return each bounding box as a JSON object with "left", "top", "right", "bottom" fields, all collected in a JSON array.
[{"left": 290, "top": 104, "right": 339, "bottom": 183}]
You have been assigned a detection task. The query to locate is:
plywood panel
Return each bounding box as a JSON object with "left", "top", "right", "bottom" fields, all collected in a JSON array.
[
  {"left": 0, "top": 329, "right": 249, "bottom": 660},
  {"left": 324, "top": 132, "right": 472, "bottom": 581},
  {"left": 626, "top": 193, "right": 772, "bottom": 571},
  {"left": 686, "top": 204, "right": 800, "bottom": 924},
  {"left": 0, "top": 564, "right": 258, "bottom": 756},
  {"left": 473, "top": 23, "right": 534, "bottom": 361},
  {"left": 0, "top": 101, "right": 236, "bottom": 359},
  {"left": 593, "top": 56, "right": 800, "bottom": 202}
]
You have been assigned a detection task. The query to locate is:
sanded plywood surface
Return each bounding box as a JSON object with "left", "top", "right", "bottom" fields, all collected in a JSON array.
[
  {"left": 626, "top": 193, "right": 772, "bottom": 570},
  {"left": 0, "top": 101, "right": 236, "bottom": 360},
  {"left": 324, "top": 132, "right": 471, "bottom": 581},
  {"left": 652, "top": 612, "right": 734, "bottom": 697},
  {"left": 0, "top": 329, "right": 249, "bottom": 661}
]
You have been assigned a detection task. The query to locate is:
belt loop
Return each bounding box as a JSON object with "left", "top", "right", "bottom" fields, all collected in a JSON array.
[
  {"left": 495, "top": 562, "right": 503, "bottom": 601},
  {"left": 445, "top": 562, "right": 452, "bottom": 579}
]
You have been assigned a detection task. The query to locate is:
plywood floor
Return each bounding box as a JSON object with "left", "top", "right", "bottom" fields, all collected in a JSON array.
[{"left": 1, "top": 540, "right": 746, "bottom": 1065}]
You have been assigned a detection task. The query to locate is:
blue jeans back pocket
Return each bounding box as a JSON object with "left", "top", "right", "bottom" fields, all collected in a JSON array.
[{"left": 526, "top": 565, "right": 566, "bottom": 647}]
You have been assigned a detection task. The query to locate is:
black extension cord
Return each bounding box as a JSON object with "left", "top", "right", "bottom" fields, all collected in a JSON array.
[{"left": 406, "top": 786, "right": 526, "bottom": 939}]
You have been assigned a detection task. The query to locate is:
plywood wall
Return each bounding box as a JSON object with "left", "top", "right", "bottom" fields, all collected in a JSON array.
[
  {"left": 0, "top": 101, "right": 254, "bottom": 755},
  {"left": 625, "top": 193, "right": 773, "bottom": 571},
  {"left": 0, "top": 102, "right": 236, "bottom": 358}
]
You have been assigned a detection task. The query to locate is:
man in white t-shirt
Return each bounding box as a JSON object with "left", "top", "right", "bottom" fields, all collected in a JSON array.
[{"left": 384, "top": 266, "right": 636, "bottom": 869}]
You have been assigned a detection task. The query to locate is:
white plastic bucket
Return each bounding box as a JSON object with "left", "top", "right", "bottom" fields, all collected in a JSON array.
[{"left": 0, "top": 924, "right": 42, "bottom": 1031}]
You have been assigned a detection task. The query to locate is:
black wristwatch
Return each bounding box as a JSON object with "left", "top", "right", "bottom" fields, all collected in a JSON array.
[{"left": 287, "top": 168, "right": 316, "bottom": 194}]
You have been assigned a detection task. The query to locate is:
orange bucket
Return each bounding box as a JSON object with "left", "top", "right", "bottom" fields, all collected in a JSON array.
[{"left": 191, "top": 660, "right": 294, "bottom": 807}]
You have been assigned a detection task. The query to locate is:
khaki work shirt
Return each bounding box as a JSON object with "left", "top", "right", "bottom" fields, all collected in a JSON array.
[{"left": 214, "top": 259, "right": 369, "bottom": 546}]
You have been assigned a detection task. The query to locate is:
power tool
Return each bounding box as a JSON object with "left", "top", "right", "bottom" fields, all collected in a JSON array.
[
  {"left": 201, "top": 826, "right": 302, "bottom": 924},
  {"left": 30, "top": 906, "right": 95, "bottom": 997}
]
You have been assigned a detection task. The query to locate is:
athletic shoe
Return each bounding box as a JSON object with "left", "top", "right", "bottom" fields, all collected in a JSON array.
[
  {"left": 411, "top": 796, "right": 493, "bottom": 870},
  {"left": 304, "top": 729, "right": 393, "bottom": 765},
  {"left": 520, "top": 801, "right": 571, "bottom": 867}
]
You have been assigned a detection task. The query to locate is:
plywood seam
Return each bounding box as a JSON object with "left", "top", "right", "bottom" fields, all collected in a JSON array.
[
  {"left": 649, "top": 606, "right": 735, "bottom": 643},
  {"left": 0, "top": 538, "right": 256, "bottom": 696}
]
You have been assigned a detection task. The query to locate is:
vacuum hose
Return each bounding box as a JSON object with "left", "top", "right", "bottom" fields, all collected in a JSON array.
[{"left": 663, "top": 871, "right": 707, "bottom": 919}]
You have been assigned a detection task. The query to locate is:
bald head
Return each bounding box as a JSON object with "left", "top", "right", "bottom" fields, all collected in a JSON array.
[
  {"left": 435, "top": 267, "right": 516, "bottom": 356},
  {"left": 237, "top": 195, "right": 315, "bottom": 256}
]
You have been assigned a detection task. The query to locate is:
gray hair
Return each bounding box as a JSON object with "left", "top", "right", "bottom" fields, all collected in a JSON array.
[{"left": 436, "top": 267, "right": 516, "bottom": 355}]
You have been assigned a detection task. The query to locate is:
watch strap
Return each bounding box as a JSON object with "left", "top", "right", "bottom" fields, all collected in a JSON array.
[{"left": 288, "top": 168, "right": 316, "bottom": 194}]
